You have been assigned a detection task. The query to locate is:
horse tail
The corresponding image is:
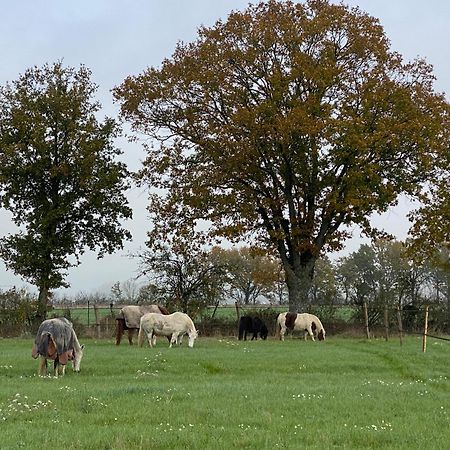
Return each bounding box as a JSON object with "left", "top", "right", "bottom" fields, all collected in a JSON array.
[
  {"left": 137, "top": 324, "right": 145, "bottom": 347},
  {"left": 275, "top": 315, "right": 281, "bottom": 339},
  {"left": 36, "top": 332, "right": 51, "bottom": 357}
]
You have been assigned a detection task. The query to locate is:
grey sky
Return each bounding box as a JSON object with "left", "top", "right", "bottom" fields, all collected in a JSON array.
[{"left": 1, "top": 1, "right": 449, "bottom": 296}]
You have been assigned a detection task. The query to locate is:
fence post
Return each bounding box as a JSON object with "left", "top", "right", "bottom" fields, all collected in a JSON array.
[
  {"left": 212, "top": 300, "right": 220, "bottom": 319},
  {"left": 94, "top": 304, "right": 100, "bottom": 339},
  {"left": 235, "top": 301, "right": 240, "bottom": 320},
  {"left": 397, "top": 306, "right": 403, "bottom": 347},
  {"left": 363, "top": 302, "right": 370, "bottom": 339},
  {"left": 422, "top": 305, "right": 429, "bottom": 353},
  {"left": 384, "top": 304, "right": 389, "bottom": 341},
  {"left": 87, "top": 300, "right": 90, "bottom": 327}
]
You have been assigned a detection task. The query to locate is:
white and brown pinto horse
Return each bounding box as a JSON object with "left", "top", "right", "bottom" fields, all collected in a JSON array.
[
  {"left": 116, "top": 304, "right": 169, "bottom": 345},
  {"left": 32, "top": 317, "right": 84, "bottom": 377},
  {"left": 138, "top": 312, "right": 198, "bottom": 348},
  {"left": 276, "top": 312, "right": 326, "bottom": 341}
]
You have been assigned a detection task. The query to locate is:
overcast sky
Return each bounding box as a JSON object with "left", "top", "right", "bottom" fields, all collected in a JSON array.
[{"left": 1, "top": 1, "right": 449, "bottom": 296}]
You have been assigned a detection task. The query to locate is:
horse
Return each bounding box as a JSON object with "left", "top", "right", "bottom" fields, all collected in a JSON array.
[
  {"left": 138, "top": 312, "right": 198, "bottom": 348},
  {"left": 275, "top": 312, "right": 326, "bottom": 341},
  {"left": 115, "top": 304, "right": 169, "bottom": 345},
  {"left": 32, "top": 317, "right": 84, "bottom": 377},
  {"left": 238, "top": 315, "right": 268, "bottom": 340}
]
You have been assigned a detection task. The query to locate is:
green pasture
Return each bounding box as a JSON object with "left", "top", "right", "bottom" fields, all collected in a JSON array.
[{"left": 0, "top": 336, "right": 448, "bottom": 449}]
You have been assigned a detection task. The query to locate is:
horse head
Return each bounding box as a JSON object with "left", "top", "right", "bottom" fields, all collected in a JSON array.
[
  {"left": 72, "top": 344, "right": 85, "bottom": 372},
  {"left": 188, "top": 329, "right": 198, "bottom": 348}
]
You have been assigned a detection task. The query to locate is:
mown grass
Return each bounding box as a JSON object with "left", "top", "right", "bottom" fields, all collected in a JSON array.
[{"left": 0, "top": 336, "right": 448, "bottom": 449}]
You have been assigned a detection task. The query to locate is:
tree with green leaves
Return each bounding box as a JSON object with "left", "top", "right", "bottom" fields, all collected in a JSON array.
[
  {"left": 114, "top": 0, "right": 449, "bottom": 311},
  {"left": 212, "top": 246, "right": 281, "bottom": 304},
  {"left": 0, "top": 62, "right": 132, "bottom": 322}
]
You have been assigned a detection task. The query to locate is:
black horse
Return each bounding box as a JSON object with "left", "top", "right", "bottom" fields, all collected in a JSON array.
[{"left": 238, "top": 315, "right": 268, "bottom": 340}]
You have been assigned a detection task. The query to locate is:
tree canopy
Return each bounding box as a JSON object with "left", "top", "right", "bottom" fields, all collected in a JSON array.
[
  {"left": 114, "top": 0, "right": 449, "bottom": 310},
  {"left": 0, "top": 62, "right": 132, "bottom": 320}
]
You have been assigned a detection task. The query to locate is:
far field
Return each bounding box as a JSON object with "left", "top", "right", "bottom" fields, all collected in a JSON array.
[{"left": 0, "top": 336, "right": 448, "bottom": 449}]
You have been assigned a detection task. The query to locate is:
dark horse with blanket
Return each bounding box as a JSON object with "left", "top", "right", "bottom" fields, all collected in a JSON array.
[
  {"left": 238, "top": 315, "right": 269, "bottom": 340},
  {"left": 32, "top": 317, "right": 84, "bottom": 377}
]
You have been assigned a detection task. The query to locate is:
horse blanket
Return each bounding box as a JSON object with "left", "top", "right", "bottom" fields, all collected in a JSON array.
[{"left": 32, "top": 317, "right": 84, "bottom": 376}]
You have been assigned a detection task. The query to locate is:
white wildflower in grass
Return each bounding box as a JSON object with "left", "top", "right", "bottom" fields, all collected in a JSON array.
[
  {"left": 1, "top": 394, "right": 54, "bottom": 421},
  {"left": 292, "top": 393, "right": 323, "bottom": 400},
  {"left": 87, "top": 396, "right": 107, "bottom": 408},
  {"left": 59, "top": 386, "right": 77, "bottom": 394}
]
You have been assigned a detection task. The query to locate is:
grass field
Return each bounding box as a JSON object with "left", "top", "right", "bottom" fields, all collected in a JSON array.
[{"left": 0, "top": 335, "right": 448, "bottom": 449}]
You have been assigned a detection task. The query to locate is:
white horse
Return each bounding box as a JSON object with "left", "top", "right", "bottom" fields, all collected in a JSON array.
[
  {"left": 275, "top": 312, "right": 326, "bottom": 341},
  {"left": 138, "top": 312, "right": 198, "bottom": 348}
]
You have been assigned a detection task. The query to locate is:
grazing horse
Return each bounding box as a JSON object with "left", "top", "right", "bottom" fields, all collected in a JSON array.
[
  {"left": 275, "top": 312, "right": 326, "bottom": 341},
  {"left": 32, "top": 317, "right": 84, "bottom": 377},
  {"left": 138, "top": 312, "right": 198, "bottom": 348},
  {"left": 115, "top": 304, "right": 169, "bottom": 345},
  {"left": 238, "top": 315, "right": 268, "bottom": 340}
]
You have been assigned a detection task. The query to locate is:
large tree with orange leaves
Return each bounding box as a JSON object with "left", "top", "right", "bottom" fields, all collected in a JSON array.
[{"left": 114, "top": 0, "right": 449, "bottom": 311}]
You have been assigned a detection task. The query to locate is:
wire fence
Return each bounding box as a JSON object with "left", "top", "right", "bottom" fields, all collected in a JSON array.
[
  {"left": 46, "top": 301, "right": 449, "bottom": 339},
  {"left": 1, "top": 301, "right": 448, "bottom": 350}
]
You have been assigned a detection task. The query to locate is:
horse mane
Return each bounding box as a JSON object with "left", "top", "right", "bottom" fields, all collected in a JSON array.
[{"left": 157, "top": 304, "right": 170, "bottom": 315}]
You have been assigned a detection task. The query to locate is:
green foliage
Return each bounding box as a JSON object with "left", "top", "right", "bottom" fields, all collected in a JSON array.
[
  {"left": 137, "top": 241, "right": 228, "bottom": 314},
  {"left": 212, "top": 246, "right": 283, "bottom": 304},
  {"left": 1, "top": 338, "right": 449, "bottom": 449},
  {"left": 114, "top": 0, "right": 449, "bottom": 309},
  {"left": 0, "top": 288, "right": 37, "bottom": 336},
  {"left": 0, "top": 62, "right": 132, "bottom": 313}
]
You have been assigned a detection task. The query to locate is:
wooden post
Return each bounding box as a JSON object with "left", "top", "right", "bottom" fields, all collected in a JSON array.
[
  {"left": 397, "top": 306, "right": 403, "bottom": 347},
  {"left": 94, "top": 304, "right": 100, "bottom": 339},
  {"left": 363, "top": 302, "right": 370, "bottom": 339},
  {"left": 422, "top": 305, "right": 429, "bottom": 353},
  {"left": 384, "top": 305, "right": 389, "bottom": 341},
  {"left": 212, "top": 300, "right": 220, "bottom": 319},
  {"left": 235, "top": 301, "right": 240, "bottom": 320},
  {"left": 87, "top": 300, "right": 90, "bottom": 327}
]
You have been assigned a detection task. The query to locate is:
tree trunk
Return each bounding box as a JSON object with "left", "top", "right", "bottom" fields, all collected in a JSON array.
[
  {"left": 283, "top": 256, "right": 316, "bottom": 312},
  {"left": 35, "top": 283, "right": 49, "bottom": 325}
]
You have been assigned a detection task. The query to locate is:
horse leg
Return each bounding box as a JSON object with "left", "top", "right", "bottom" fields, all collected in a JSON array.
[
  {"left": 116, "top": 319, "right": 124, "bottom": 345},
  {"left": 128, "top": 329, "right": 134, "bottom": 345},
  {"left": 38, "top": 356, "right": 47, "bottom": 376},
  {"left": 56, "top": 362, "right": 66, "bottom": 377},
  {"left": 280, "top": 326, "right": 286, "bottom": 341},
  {"left": 305, "top": 327, "right": 315, "bottom": 341},
  {"left": 53, "top": 359, "right": 59, "bottom": 377},
  {"left": 148, "top": 331, "right": 154, "bottom": 348},
  {"left": 170, "top": 333, "right": 179, "bottom": 348},
  {"left": 137, "top": 326, "right": 145, "bottom": 347}
]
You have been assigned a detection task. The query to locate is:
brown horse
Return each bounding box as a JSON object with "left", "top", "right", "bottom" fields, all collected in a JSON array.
[{"left": 116, "top": 305, "right": 169, "bottom": 345}]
